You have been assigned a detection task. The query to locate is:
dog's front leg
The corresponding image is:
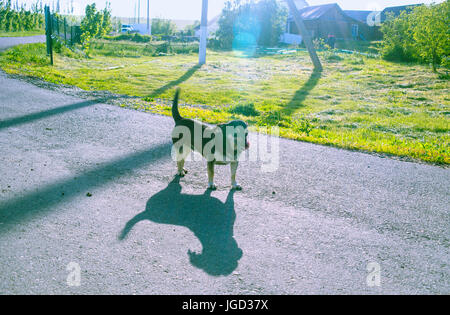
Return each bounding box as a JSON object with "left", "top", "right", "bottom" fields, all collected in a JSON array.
[
  {"left": 177, "top": 159, "right": 187, "bottom": 177},
  {"left": 230, "top": 161, "right": 242, "bottom": 190},
  {"left": 207, "top": 161, "right": 217, "bottom": 190}
]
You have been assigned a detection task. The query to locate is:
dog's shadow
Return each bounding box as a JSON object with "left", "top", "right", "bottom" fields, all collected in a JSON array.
[{"left": 119, "top": 177, "right": 243, "bottom": 276}]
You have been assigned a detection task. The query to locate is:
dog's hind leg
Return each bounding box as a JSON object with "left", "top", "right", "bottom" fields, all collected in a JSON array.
[
  {"left": 230, "top": 161, "right": 242, "bottom": 190},
  {"left": 175, "top": 146, "right": 190, "bottom": 177}
]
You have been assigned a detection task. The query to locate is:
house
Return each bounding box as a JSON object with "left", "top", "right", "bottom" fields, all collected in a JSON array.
[
  {"left": 130, "top": 23, "right": 151, "bottom": 35},
  {"left": 380, "top": 4, "right": 422, "bottom": 23},
  {"left": 343, "top": 10, "right": 374, "bottom": 24},
  {"left": 283, "top": 3, "right": 382, "bottom": 42}
]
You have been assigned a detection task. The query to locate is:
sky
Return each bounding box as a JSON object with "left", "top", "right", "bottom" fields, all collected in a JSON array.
[{"left": 15, "top": 0, "right": 446, "bottom": 20}]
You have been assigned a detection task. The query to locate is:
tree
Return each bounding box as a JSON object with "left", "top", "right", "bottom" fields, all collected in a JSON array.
[
  {"left": 100, "top": 1, "right": 112, "bottom": 37},
  {"left": 215, "top": 0, "right": 287, "bottom": 50},
  {"left": 151, "top": 18, "right": 177, "bottom": 36},
  {"left": 409, "top": 1, "right": 449, "bottom": 72},
  {"left": 380, "top": 11, "right": 416, "bottom": 62},
  {"left": 183, "top": 20, "right": 200, "bottom": 36},
  {"left": 381, "top": 1, "right": 449, "bottom": 72}
]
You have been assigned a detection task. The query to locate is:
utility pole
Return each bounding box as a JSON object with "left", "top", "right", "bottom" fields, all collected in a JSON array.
[
  {"left": 198, "top": 0, "right": 208, "bottom": 65},
  {"left": 138, "top": 0, "right": 141, "bottom": 24},
  {"left": 147, "top": 0, "right": 150, "bottom": 35},
  {"left": 285, "top": 0, "right": 322, "bottom": 71}
]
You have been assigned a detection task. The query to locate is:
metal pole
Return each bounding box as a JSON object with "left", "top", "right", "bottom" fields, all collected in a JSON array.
[
  {"left": 198, "top": 0, "right": 208, "bottom": 65},
  {"left": 147, "top": 0, "right": 150, "bottom": 35},
  {"left": 138, "top": 0, "right": 140, "bottom": 24},
  {"left": 45, "top": 6, "right": 53, "bottom": 65},
  {"left": 285, "top": 0, "right": 322, "bottom": 71}
]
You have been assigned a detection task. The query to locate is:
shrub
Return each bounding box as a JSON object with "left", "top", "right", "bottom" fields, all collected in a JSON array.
[
  {"left": 380, "top": 2, "right": 449, "bottom": 71},
  {"left": 380, "top": 11, "right": 417, "bottom": 62},
  {"left": 228, "top": 103, "right": 260, "bottom": 117},
  {"left": 290, "top": 115, "right": 314, "bottom": 135}
]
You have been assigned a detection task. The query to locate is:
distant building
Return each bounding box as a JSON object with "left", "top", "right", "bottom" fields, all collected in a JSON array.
[
  {"left": 343, "top": 10, "right": 374, "bottom": 24},
  {"left": 130, "top": 23, "right": 151, "bottom": 35},
  {"left": 380, "top": 4, "right": 422, "bottom": 23},
  {"left": 283, "top": 3, "right": 382, "bottom": 43}
]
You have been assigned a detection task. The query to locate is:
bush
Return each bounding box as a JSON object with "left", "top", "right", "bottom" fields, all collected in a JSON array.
[
  {"left": 381, "top": 2, "right": 449, "bottom": 71},
  {"left": 228, "top": 103, "right": 260, "bottom": 117},
  {"left": 380, "top": 11, "right": 417, "bottom": 62},
  {"left": 4, "top": 43, "right": 48, "bottom": 66},
  {"left": 290, "top": 115, "right": 314, "bottom": 135},
  {"left": 107, "top": 33, "right": 152, "bottom": 43}
]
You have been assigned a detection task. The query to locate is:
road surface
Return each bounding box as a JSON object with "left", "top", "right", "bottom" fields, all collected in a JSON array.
[
  {"left": 0, "top": 38, "right": 449, "bottom": 294},
  {"left": 0, "top": 35, "right": 46, "bottom": 51}
]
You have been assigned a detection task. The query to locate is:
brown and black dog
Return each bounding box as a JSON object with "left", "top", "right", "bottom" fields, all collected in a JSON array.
[{"left": 171, "top": 88, "right": 249, "bottom": 190}]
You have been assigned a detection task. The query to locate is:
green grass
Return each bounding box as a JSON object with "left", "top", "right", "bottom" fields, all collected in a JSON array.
[
  {"left": 0, "top": 30, "right": 45, "bottom": 37},
  {"left": 0, "top": 41, "right": 448, "bottom": 164}
]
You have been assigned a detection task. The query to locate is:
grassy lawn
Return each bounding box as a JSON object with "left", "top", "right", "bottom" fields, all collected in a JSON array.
[
  {"left": 0, "top": 30, "right": 45, "bottom": 37},
  {"left": 0, "top": 41, "right": 448, "bottom": 164}
]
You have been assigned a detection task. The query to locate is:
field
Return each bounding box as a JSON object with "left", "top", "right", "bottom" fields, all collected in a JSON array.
[{"left": 0, "top": 40, "right": 448, "bottom": 164}]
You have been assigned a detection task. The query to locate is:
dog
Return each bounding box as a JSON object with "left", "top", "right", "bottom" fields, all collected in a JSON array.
[{"left": 171, "top": 88, "right": 250, "bottom": 190}]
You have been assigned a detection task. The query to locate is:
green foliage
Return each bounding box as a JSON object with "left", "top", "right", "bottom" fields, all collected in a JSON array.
[
  {"left": 215, "top": 0, "right": 287, "bottom": 50},
  {"left": 3, "top": 42, "right": 48, "bottom": 65},
  {"left": 0, "top": 0, "right": 44, "bottom": 32},
  {"left": 91, "top": 40, "right": 198, "bottom": 58},
  {"left": 381, "top": 2, "right": 449, "bottom": 71},
  {"left": 257, "top": 110, "right": 288, "bottom": 127},
  {"left": 80, "top": 3, "right": 112, "bottom": 55},
  {"left": 380, "top": 11, "right": 417, "bottom": 62},
  {"left": 182, "top": 21, "right": 200, "bottom": 36},
  {"left": 228, "top": 103, "right": 260, "bottom": 117},
  {"left": 105, "top": 33, "right": 152, "bottom": 43},
  {"left": 151, "top": 18, "right": 177, "bottom": 36},
  {"left": 291, "top": 115, "right": 314, "bottom": 136},
  {"left": 409, "top": 1, "right": 450, "bottom": 72}
]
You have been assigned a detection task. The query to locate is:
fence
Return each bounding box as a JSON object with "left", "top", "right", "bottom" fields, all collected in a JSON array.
[
  {"left": 44, "top": 5, "right": 81, "bottom": 65},
  {"left": 50, "top": 14, "right": 81, "bottom": 46}
]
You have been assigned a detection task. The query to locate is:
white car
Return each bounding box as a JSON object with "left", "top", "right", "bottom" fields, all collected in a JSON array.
[{"left": 121, "top": 24, "right": 134, "bottom": 33}]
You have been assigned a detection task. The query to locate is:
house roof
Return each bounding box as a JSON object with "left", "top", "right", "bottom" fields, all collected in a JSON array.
[
  {"left": 344, "top": 10, "right": 373, "bottom": 23},
  {"left": 297, "top": 3, "right": 339, "bottom": 20},
  {"left": 381, "top": 4, "right": 422, "bottom": 21},
  {"left": 194, "top": 15, "right": 220, "bottom": 30}
]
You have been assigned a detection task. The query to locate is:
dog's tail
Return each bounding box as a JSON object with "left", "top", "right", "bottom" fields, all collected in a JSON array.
[{"left": 172, "top": 88, "right": 182, "bottom": 122}]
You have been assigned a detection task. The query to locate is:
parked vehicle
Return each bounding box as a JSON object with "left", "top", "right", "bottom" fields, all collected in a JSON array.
[{"left": 121, "top": 24, "right": 134, "bottom": 33}]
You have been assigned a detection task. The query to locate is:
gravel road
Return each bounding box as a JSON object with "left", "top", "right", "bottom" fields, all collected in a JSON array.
[
  {"left": 0, "top": 37, "right": 449, "bottom": 294},
  {"left": 0, "top": 35, "right": 45, "bottom": 51}
]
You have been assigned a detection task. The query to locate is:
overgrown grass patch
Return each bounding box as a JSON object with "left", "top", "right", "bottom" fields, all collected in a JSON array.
[{"left": 0, "top": 41, "right": 448, "bottom": 164}]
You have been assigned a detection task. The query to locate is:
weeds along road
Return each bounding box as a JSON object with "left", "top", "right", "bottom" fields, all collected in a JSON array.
[{"left": 0, "top": 38, "right": 449, "bottom": 294}]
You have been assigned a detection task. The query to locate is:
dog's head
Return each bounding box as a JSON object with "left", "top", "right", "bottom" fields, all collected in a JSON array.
[{"left": 218, "top": 120, "right": 250, "bottom": 161}]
